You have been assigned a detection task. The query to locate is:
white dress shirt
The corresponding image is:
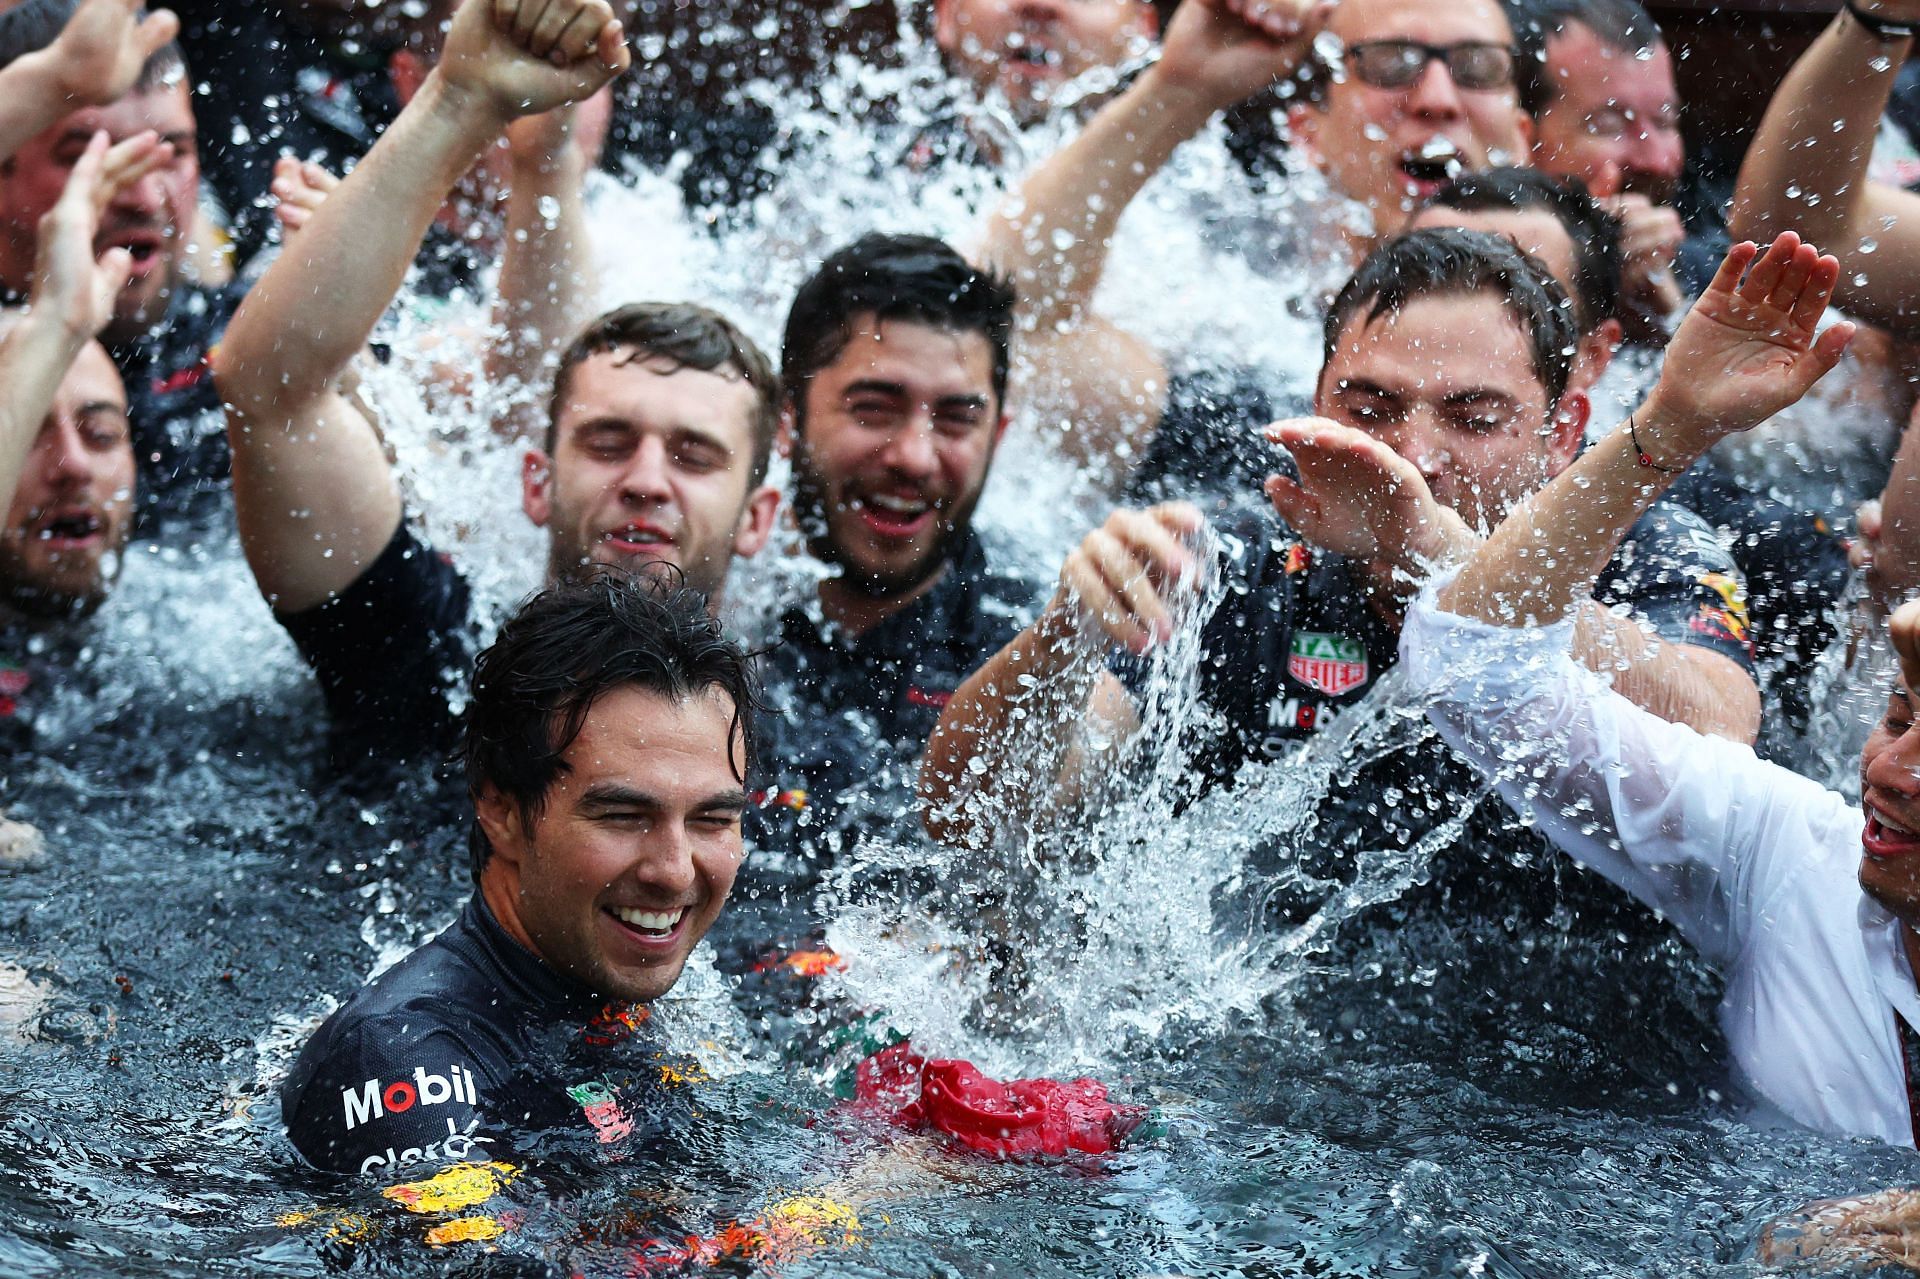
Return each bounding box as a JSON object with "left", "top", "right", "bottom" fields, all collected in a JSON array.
[{"left": 1400, "top": 583, "right": 1920, "bottom": 1148}]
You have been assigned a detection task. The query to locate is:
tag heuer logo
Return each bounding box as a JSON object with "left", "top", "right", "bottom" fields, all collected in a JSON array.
[{"left": 1287, "top": 631, "right": 1369, "bottom": 696}]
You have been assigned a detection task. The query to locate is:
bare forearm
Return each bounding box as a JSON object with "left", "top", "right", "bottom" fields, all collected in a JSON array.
[
  {"left": 217, "top": 75, "right": 506, "bottom": 415},
  {"left": 919, "top": 608, "right": 1098, "bottom": 846},
  {"left": 1572, "top": 606, "right": 1760, "bottom": 742},
  {"left": 487, "top": 135, "right": 593, "bottom": 439},
  {"left": 983, "top": 66, "right": 1217, "bottom": 328},
  {"left": 1731, "top": 12, "right": 1916, "bottom": 321},
  {"left": 1440, "top": 408, "right": 1684, "bottom": 627},
  {"left": 0, "top": 312, "right": 88, "bottom": 505}
]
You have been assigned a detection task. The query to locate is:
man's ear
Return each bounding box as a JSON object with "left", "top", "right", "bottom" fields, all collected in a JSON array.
[
  {"left": 1546, "top": 390, "right": 1589, "bottom": 472},
  {"left": 992, "top": 410, "right": 1011, "bottom": 448},
  {"left": 931, "top": 0, "right": 960, "bottom": 53},
  {"left": 475, "top": 784, "right": 527, "bottom": 869},
  {"left": 388, "top": 49, "right": 428, "bottom": 107},
  {"left": 522, "top": 448, "right": 554, "bottom": 527},
  {"left": 1569, "top": 320, "right": 1622, "bottom": 392},
  {"left": 1287, "top": 102, "right": 1326, "bottom": 168},
  {"left": 1510, "top": 108, "right": 1535, "bottom": 158},
  {"left": 734, "top": 484, "right": 781, "bottom": 558}
]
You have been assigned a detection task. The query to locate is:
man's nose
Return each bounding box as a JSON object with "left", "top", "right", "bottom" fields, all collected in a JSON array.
[
  {"left": 880, "top": 414, "right": 940, "bottom": 479},
  {"left": 1014, "top": 0, "right": 1064, "bottom": 22},
  {"left": 111, "top": 168, "right": 167, "bottom": 217},
  {"left": 43, "top": 420, "right": 95, "bottom": 490},
  {"left": 619, "top": 436, "right": 674, "bottom": 503},
  {"left": 1874, "top": 726, "right": 1920, "bottom": 797},
  {"left": 1404, "top": 57, "right": 1466, "bottom": 117},
  {"left": 1378, "top": 416, "right": 1447, "bottom": 480},
  {"left": 633, "top": 825, "right": 699, "bottom": 897},
  {"left": 1627, "top": 132, "right": 1684, "bottom": 187}
]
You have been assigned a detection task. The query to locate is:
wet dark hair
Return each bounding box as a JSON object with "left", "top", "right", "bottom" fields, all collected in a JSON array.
[
  {"left": 1323, "top": 227, "right": 1578, "bottom": 406},
  {"left": 1423, "top": 166, "right": 1622, "bottom": 330},
  {"left": 781, "top": 233, "right": 1016, "bottom": 433},
  {"left": 0, "top": 0, "right": 186, "bottom": 89},
  {"left": 460, "top": 568, "right": 761, "bottom": 884},
  {"left": 547, "top": 302, "right": 782, "bottom": 489},
  {"left": 1507, "top": 0, "right": 1664, "bottom": 113}
]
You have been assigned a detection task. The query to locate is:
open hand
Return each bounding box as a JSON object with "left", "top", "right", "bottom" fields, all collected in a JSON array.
[
  {"left": 32, "top": 130, "right": 172, "bottom": 339},
  {"left": 438, "top": 0, "right": 631, "bottom": 127},
  {"left": 44, "top": 0, "right": 180, "bottom": 107},
  {"left": 1049, "top": 503, "right": 1207, "bottom": 655},
  {"left": 1155, "top": 0, "right": 1331, "bottom": 110},
  {"left": 1262, "top": 419, "right": 1476, "bottom": 574},
  {"left": 1647, "top": 232, "right": 1855, "bottom": 444}
]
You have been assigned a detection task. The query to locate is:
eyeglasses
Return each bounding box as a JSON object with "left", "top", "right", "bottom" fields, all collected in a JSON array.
[{"left": 1343, "top": 40, "right": 1517, "bottom": 92}]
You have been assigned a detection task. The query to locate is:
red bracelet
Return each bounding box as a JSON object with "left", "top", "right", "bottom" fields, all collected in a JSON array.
[{"left": 1629, "top": 413, "right": 1686, "bottom": 474}]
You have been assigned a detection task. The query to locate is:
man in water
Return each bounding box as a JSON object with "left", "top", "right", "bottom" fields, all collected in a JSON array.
[
  {"left": 724, "top": 234, "right": 1030, "bottom": 991},
  {"left": 921, "top": 230, "right": 1758, "bottom": 856},
  {"left": 0, "top": 130, "right": 174, "bottom": 757},
  {"left": 1515, "top": 0, "right": 1704, "bottom": 342},
  {"left": 213, "top": 0, "right": 781, "bottom": 770},
  {"left": 0, "top": 0, "right": 232, "bottom": 527},
  {"left": 980, "top": 0, "right": 1535, "bottom": 480},
  {"left": 279, "top": 572, "right": 756, "bottom": 1176}
]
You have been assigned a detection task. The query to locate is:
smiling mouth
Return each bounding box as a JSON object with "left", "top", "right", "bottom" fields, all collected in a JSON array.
[
  {"left": 607, "top": 904, "right": 689, "bottom": 941},
  {"left": 851, "top": 493, "right": 935, "bottom": 539},
  {"left": 1865, "top": 809, "right": 1920, "bottom": 859},
  {"left": 34, "top": 511, "right": 104, "bottom": 547},
  {"left": 603, "top": 525, "right": 674, "bottom": 552},
  {"left": 1399, "top": 141, "right": 1464, "bottom": 191}
]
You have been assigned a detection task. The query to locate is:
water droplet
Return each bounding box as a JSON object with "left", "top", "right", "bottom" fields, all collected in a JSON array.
[{"left": 536, "top": 195, "right": 562, "bottom": 223}]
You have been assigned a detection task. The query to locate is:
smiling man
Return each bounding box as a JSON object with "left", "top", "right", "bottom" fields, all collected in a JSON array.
[
  {"left": 732, "top": 233, "right": 1028, "bottom": 921},
  {"left": 280, "top": 572, "right": 757, "bottom": 1176},
  {"left": 214, "top": 0, "right": 781, "bottom": 771}
]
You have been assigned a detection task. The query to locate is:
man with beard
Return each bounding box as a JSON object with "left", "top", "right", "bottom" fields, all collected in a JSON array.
[
  {"left": 933, "top": 0, "right": 1159, "bottom": 129},
  {"left": 727, "top": 234, "right": 1024, "bottom": 970},
  {"left": 1513, "top": 0, "right": 1707, "bottom": 343},
  {"left": 0, "top": 0, "right": 231, "bottom": 529},
  {"left": 0, "top": 131, "right": 168, "bottom": 755},
  {"left": 213, "top": 0, "right": 781, "bottom": 771}
]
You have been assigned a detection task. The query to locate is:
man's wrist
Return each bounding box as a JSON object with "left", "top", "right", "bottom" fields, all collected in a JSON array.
[
  {"left": 1626, "top": 395, "right": 1713, "bottom": 469},
  {"left": 12, "top": 301, "right": 92, "bottom": 363},
  {"left": 1845, "top": 0, "right": 1920, "bottom": 41},
  {"left": 1410, "top": 508, "right": 1480, "bottom": 572},
  {"left": 417, "top": 69, "right": 518, "bottom": 138}
]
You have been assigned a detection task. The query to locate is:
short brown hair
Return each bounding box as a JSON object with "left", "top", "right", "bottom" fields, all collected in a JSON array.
[{"left": 546, "top": 302, "right": 781, "bottom": 489}]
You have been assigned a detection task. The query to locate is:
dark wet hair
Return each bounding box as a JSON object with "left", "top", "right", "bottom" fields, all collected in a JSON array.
[
  {"left": 781, "top": 233, "right": 1016, "bottom": 433},
  {"left": 0, "top": 0, "right": 186, "bottom": 89},
  {"left": 1424, "top": 166, "right": 1622, "bottom": 330},
  {"left": 547, "top": 302, "right": 781, "bottom": 489},
  {"left": 1507, "top": 0, "right": 1664, "bottom": 113},
  {"left": 460, "top": 568, "right": 761, "bottom": 884},
  {"left": 1323, "top": 227, "right": 1578, "bottom": 406}
]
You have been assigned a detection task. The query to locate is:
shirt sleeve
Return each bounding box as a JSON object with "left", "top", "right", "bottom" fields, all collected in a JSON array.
[
  {"left": 1398, "top": 575, "right": 1837, "bottom": 969},
  {"left": 282, "top": 1020, "right": 508, "bottom": 1179},
  {"left": 276, "top": 521, "right": 477, "bottom": 761},
  {"left": 1596, "top": 501, "right": 1756, "bottom": 673}
]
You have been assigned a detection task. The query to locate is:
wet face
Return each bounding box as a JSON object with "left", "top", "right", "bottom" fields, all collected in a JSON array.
[
  {"left": 0, "top": 342, "right": 135, "bottom": 617},
  {"left": 1315, "top": 290, "right": 1569, "bottom": 531},
  {"left": 1408, "top": 206, "right": 1578, "bottom": 310},
  {"left": 1858, "top": 604, "right": 1920, "bottom": 928},
  {"left": 479, "top": 685, "right": 748, "bottom": 1004},
  {"left": 934, "top": 0, "right": 1155, "bottom": 124},
  {"left": 789, "top": 316, "right": 1005, "bottom": 600},
  {"left": 0, "top": 85, "right": 199, "bottom": 345},
  {"left": 1290, "top": 0, "right": 1531, "bottom": 235},
  {"left": 524, "top": 351, "right": 777, "bottom": 600},
  {"left": 1532, "top": 28, "right": 1683, "bottom": 202}
]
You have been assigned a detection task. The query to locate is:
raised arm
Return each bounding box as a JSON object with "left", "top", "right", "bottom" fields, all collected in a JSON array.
[
  {"left": 920, "top": 503, "right": 1203, "bottom": 847},
  {"left": 487, "top": 103, "right": 599, "bottom": 442},
  {"left": 1441, "top": 234, "right": 1854, "bottom": 628},
  {"left": 0, "top": 131, "right": 166, "bottom": 500},
  {"left": 213, "top": 0, "right": 629, "bottom": 613},
  {"left": 981, "top": 0, "right": 1321, "bottom": 329},
  {"left": 1729, "top": 5, "right": 1920, "bottom": 331},
  {"left": 0, "top": 0, "right": 178, "bottom": 161}
]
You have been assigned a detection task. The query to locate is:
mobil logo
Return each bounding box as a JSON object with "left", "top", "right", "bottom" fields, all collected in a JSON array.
[{"left": 341, "top": 1064, "right": 481, "bottom": 1131}]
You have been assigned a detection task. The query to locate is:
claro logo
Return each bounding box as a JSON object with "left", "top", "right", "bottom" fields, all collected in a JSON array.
[{"left": 341, "top": 1065, "right": 481, "bottom": 1131}]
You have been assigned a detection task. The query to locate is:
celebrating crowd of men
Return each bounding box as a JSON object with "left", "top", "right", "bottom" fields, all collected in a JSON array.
[{"left": 10, "top": 0, "right": 1920, "bottom": 1260}]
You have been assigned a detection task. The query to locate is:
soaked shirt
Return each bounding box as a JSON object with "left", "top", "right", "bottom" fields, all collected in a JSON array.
[
  {"left": 740, "top": 533, "right": 1033, "bottom": 901},
  {"left": 1402, "top": 582, "right": 1918, "bottom": 1147},
  {"left": 281, "top": 895, "right": 687, "bottom": 1177},
  {"left": 1120, "top": 503, "right": 1755, "bottom": 795},
  {"left": 276, "top": 521, "right": 478, "bottom": 772}
]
